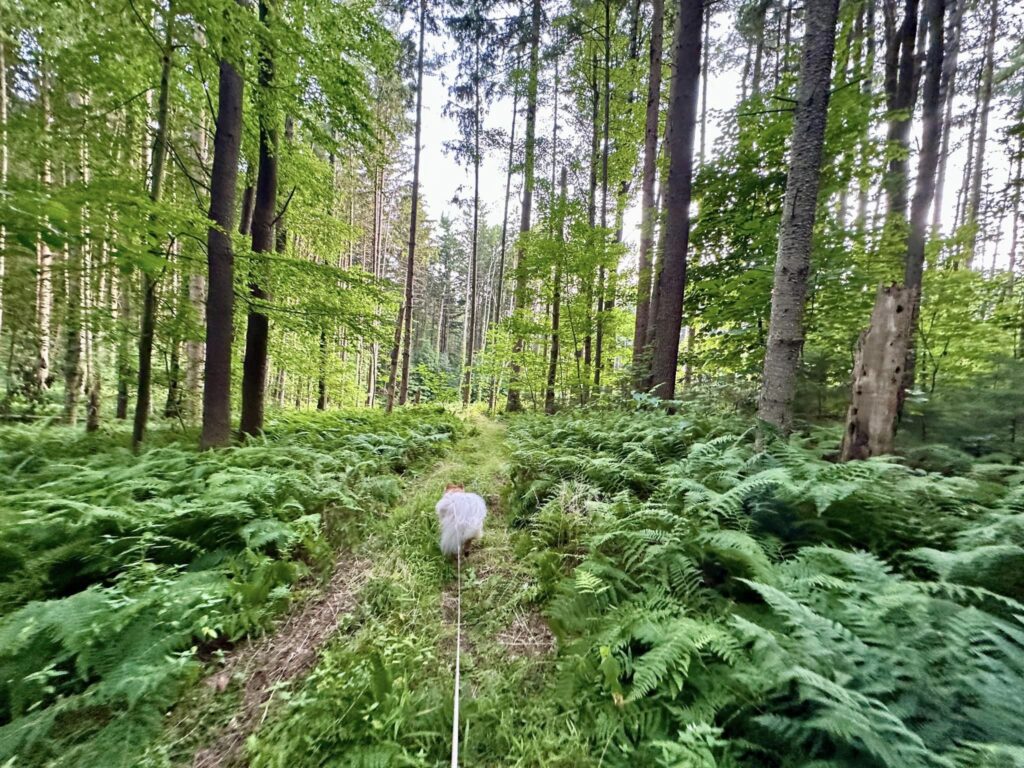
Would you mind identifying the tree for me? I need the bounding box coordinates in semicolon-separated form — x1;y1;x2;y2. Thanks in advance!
397;0;428;408
200;0;245;449
649;0;703;402
506;0;541;413
631;0;663;386
131;0;176;450
239;0;278;437
757;0;842;433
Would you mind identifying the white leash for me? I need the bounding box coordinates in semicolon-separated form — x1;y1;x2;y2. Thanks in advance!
451;549;462;767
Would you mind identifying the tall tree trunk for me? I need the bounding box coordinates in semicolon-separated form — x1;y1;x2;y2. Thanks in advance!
930;0;963;235
594;0;613;390
757;0;841;433
239;0;277;437
649;0;703;402
966;0;997;261
132;3;175;449
0;37;7;341
546;167;568;414
463;38;482;406
200;20;243;448
36;71;54;394
398;0;427;407
506;0;541;413
631;0;664;386
902;0;946;393
239;183;255;236
385;304;404;412
882;0;920;224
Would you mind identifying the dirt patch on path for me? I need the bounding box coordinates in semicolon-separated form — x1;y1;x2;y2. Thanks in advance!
189;555;371;768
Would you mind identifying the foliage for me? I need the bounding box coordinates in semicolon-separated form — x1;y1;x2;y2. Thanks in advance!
506;408;1024;767
0;408;459;767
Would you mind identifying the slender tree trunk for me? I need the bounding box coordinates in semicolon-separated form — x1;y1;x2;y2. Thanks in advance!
63;245;83;423
239;183;255;236
0;37;7;341
966;0;997;261
398;0;427;407
506;0;541;412
463;39;482;406
546;167;568;414
903;0;946;393
239;0;278;437
200;25;243;448
650;0;703;402
36;71;55;394
882;0;920;224
317;327;327;410
385;304;404;412
631;0;664;386
757;0;841;433
930;0;963;235
132;4;175;449
594;0;613;390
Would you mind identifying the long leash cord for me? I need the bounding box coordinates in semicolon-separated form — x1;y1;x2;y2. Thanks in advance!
451;549;462;767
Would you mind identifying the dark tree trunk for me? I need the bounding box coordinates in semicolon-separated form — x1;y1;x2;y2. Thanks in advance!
631;0;664;386
757;0;841;433
398;0;427;407
131;3;175;450
903;0;947;392
546;167;568;415
649;0;703;402
506;0;541;413
239;183;255;236
463;39;482;406
239;0;277;437
882;0;920;224
200;24;244;449
594;0;613;390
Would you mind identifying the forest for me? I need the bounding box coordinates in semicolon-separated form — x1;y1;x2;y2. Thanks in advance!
1;0;1023;765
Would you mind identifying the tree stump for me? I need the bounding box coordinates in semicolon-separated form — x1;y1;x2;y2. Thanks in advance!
840;284;916;461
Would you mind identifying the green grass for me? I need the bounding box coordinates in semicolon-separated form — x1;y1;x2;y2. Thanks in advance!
248;414;592;768
0;407;460;767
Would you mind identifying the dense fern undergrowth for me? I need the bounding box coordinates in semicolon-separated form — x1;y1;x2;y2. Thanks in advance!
506;405;1024;767
0;408;460;767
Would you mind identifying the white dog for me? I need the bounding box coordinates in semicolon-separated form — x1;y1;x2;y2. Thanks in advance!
435;483;487;558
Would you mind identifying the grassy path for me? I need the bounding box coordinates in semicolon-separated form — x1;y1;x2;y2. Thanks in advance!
176;413;586;767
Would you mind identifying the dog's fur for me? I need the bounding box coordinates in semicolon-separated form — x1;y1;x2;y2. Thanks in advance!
435;483;487;557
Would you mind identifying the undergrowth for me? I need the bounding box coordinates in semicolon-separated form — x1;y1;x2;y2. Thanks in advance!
507;407;1024;767
0;407;460;767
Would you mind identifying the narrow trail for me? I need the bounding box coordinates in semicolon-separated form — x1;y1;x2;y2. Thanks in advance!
172;413;557;767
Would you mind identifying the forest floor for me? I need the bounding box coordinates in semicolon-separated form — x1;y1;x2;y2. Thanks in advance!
162;413;561;767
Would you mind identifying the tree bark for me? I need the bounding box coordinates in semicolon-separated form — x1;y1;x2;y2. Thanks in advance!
132;3;175;449
239;0;277;437
757;0;841;433
902;0;946;393
506;0;541;412
398;0;427;407
966;0;997;261
594;0;613;390
463;37;482;406
882;0;920;224
649;0;703;402
36;71;54;394
546;167;568;415
840;284;915;460
930;0;963;235
631;0;664;386
199;30;243;448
